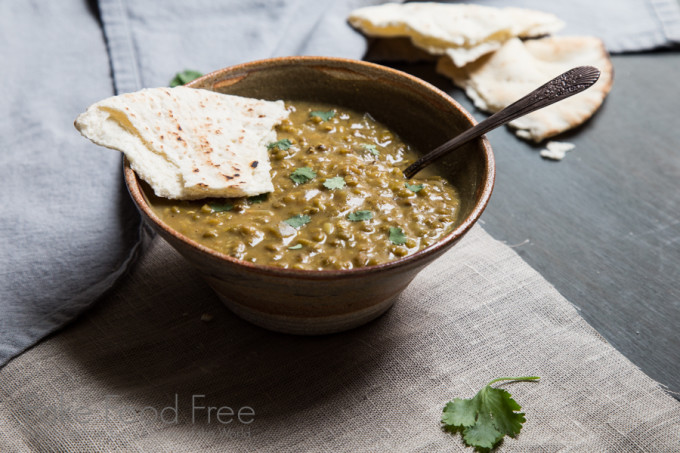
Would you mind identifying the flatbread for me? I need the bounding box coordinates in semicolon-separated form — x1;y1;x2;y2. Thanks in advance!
75;87;288;199
348;3;564;66
436;36;614;142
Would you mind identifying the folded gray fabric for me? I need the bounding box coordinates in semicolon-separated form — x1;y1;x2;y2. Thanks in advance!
99;0;390;94
1;229;678;451
0;0;384;367
463;0;680;53
0;1;148;366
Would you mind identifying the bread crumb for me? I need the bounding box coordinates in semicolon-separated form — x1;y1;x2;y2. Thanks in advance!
540;141;575;161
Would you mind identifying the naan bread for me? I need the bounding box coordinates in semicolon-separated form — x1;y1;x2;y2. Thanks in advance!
437;37;614;142
348;2;564;67
75;87;289;199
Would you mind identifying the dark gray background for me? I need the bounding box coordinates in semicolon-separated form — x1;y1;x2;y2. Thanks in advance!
375;51;680;397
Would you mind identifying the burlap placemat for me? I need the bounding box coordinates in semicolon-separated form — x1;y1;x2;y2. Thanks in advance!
1;226;678;452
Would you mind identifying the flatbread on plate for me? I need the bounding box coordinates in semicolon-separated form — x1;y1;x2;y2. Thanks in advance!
348;2;564;67
75;87;289;199
437;36;614;142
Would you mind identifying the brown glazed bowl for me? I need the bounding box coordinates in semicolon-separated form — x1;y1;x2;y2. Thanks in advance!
124;56;495;335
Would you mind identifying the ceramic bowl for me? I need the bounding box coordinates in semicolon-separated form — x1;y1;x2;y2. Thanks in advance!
124;56;495;334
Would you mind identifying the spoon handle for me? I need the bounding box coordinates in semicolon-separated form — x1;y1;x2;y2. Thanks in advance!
403;66;601;178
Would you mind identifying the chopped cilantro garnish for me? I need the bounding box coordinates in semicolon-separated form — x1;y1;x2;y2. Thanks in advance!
284;214;311;229
323;176;346;190
288;244;303;250
209;201;233;212
169;70;203;87
442;376;540;450
363;144;379;156
267;138;292;151
388;227;407;245
405;182;425;193
310;110;335;121
347;210;373;222
247;193;269;204
290;167;317;184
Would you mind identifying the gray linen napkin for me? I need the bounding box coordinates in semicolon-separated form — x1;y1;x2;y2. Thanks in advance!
1;228;678;451
437;0;680;53
0;0;147;366
99;0;390;94
0;0;384;367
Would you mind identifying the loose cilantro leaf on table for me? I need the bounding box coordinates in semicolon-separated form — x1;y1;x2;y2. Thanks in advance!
268;138;292;151
405;182;424;193
323;176;346;190
363;144;380;157
310;110;335;121
247;193;269;204
388;227;407;245
347;210;373;222
441;376;540;450
284;214;311;229
169;70;203;87
209;201;233;212
290;167;317;184
288;244;303;250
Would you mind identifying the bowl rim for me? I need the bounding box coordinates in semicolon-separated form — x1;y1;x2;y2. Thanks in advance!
124;56;495;280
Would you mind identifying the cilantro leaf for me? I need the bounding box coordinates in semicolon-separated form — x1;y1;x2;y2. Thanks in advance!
310;110;335;121
169;70;203;87
209;202;233;212
247;193;269;204
290;167;317;184
388;227;407;245
463;411;504;450
441;376;539;450
347;210;373;222
405;182;424;193
442;398;478;428
323;176;346;190
284;214;311;229
268;138;292;151
288;244;303;250
363;144;379;156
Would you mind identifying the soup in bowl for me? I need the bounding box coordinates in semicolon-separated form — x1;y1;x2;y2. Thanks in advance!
124;56;495;334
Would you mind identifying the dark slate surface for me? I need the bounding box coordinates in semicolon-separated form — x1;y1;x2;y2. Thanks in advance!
374;52;680;397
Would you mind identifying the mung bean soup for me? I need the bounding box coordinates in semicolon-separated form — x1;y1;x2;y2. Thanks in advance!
147;101;460;270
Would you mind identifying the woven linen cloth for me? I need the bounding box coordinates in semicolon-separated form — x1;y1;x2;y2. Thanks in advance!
1;227;679;451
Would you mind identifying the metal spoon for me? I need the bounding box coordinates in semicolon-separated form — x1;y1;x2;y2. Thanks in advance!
403;66;601;178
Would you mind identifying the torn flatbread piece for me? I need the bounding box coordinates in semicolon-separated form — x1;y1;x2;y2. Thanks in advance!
75;87;289;199
437;36;614;142
348;2;564;67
